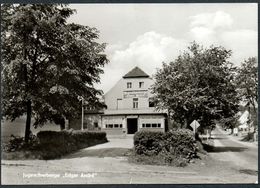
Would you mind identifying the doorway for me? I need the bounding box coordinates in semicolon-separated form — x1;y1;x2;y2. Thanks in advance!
127;118;138;134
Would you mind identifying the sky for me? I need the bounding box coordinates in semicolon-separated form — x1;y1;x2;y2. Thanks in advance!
68;3;258;93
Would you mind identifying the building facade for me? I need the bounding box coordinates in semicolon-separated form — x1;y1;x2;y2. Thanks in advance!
101;67;168;134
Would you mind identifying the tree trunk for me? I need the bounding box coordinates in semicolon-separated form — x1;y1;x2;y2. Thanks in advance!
23;35;31;143
253;125;257;134
248;106;251;134
60;118;65;130
184;116;193;130
24;100;32;143
60;124;65;130
182;119;188;129
230;128;234;135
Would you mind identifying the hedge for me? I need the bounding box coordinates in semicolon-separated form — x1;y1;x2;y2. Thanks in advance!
133;129;198;166
36;130;108;159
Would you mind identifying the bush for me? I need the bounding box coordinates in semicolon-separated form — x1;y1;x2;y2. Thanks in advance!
134;131;164;156
3;133;38;152
133;129;198;166
36;130;108;159
241;132;255;142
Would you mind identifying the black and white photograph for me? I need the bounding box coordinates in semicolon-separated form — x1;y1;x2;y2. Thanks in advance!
1;2;258;184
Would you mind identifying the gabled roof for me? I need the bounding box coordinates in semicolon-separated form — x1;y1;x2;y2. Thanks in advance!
123;66;149;78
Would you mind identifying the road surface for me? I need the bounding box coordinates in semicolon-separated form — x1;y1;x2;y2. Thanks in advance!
209;126;258;172
1;127;258;184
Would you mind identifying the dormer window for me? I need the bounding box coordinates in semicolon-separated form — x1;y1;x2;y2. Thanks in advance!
139;82;144;88
127;82;132;88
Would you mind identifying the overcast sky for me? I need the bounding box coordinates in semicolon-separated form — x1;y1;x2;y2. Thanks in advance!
68;3;257;93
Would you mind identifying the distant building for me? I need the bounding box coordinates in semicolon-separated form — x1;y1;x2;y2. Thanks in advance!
69;66;168;134
238;110;249;130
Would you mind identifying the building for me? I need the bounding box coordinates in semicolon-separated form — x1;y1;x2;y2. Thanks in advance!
68;109;103;131
68;66;168;134
100;66;168;135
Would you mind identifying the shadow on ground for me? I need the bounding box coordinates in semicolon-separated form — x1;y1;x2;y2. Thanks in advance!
207;137;228;140
63;148;132;159
203;144;248;153
239;169;258;176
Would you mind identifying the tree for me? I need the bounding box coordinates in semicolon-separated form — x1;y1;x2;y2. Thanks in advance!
219;115;239;134
151;42;239;131
1;4;108;142
236;57;258;132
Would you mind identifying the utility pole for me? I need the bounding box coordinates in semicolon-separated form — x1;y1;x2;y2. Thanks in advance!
77;96;84;131
81;97;84;131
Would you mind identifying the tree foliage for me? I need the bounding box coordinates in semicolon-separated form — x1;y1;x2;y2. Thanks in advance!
151;42;239;130
236;57;257;112
1;4;108;141
236;57;258;131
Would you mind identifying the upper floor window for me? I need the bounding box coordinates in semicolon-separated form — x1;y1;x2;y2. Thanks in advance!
117;98;122;109
139;82;144;88
133;98;138;109
127;82;132;88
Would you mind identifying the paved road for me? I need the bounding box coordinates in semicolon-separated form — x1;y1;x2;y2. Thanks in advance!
1;127;258;184
210;126;258;171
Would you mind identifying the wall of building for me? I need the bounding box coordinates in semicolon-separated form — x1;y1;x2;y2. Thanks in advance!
69;114;102;130
101;114;166;134
139;127;164;132
104;77;154;110
101;128;126;135
139;115;165;129
101;115;125;128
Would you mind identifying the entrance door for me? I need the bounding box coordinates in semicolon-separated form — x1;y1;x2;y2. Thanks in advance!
127;118;138;134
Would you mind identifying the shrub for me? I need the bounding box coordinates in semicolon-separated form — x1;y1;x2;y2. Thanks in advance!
3;130;108;160
133;129;198;166
241;132;255;142
3;133;38;152
134;131;164;156
36;130;108;159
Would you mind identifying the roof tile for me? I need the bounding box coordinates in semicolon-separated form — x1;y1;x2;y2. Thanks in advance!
123;66;149;78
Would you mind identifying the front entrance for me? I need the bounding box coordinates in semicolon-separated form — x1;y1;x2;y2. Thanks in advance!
127;118;138;134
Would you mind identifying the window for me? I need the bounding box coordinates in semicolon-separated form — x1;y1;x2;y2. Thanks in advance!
94;122;98;128
127;82;132;88
146;124;151;127
139;82;144;88
133;98;138;108
142;123;162;128
117;98;122;109
105;124;123;128
152;124;157;128
149;98;155;107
